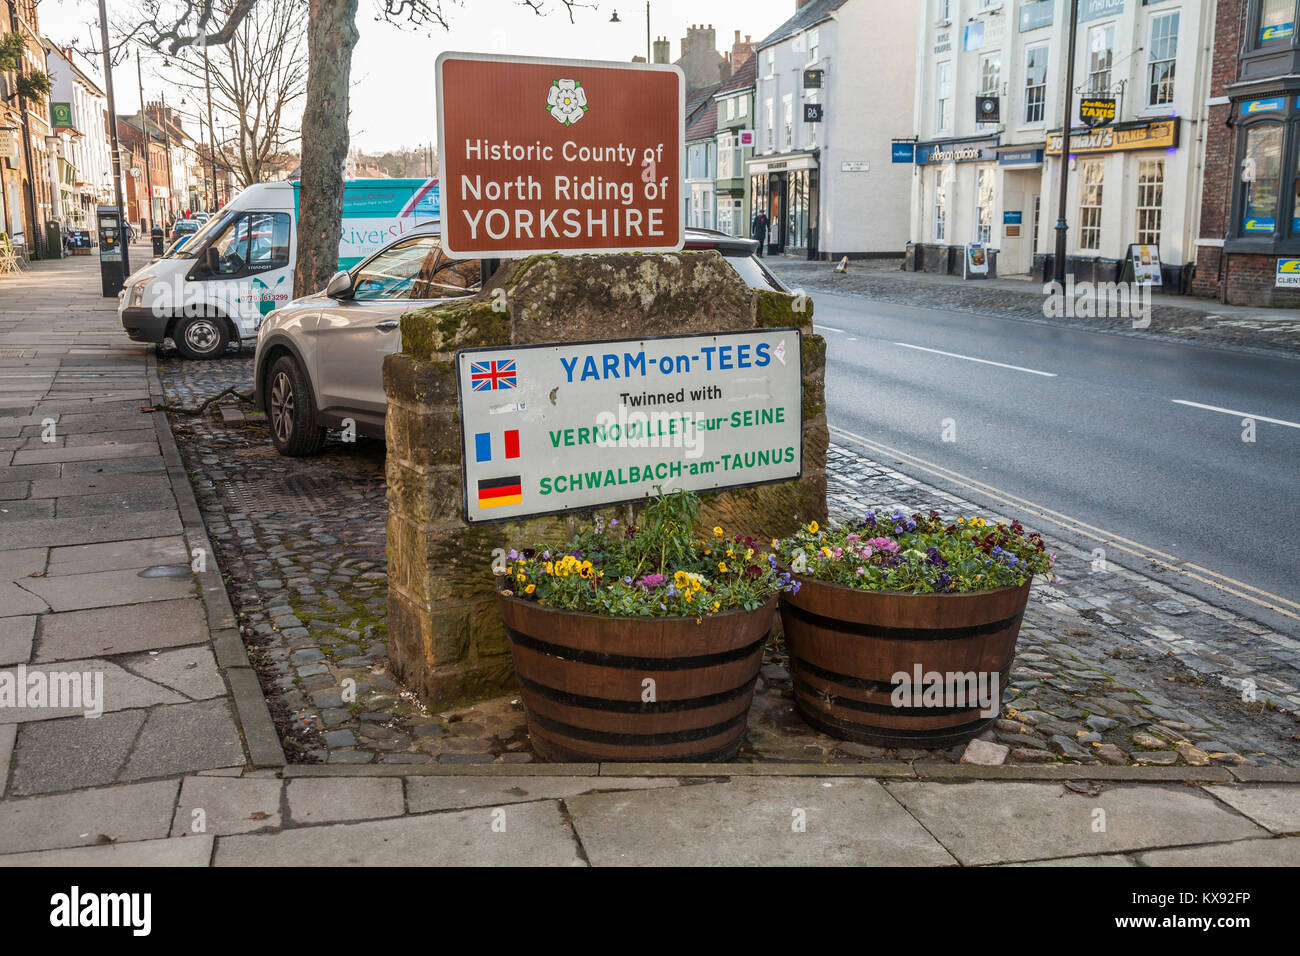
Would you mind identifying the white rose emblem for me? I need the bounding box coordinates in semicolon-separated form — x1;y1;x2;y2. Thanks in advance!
547;79;588;127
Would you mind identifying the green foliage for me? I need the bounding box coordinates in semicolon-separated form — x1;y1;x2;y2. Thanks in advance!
0;32;24;72
773;508;1057;594
17;70;51;101
498;489;797;618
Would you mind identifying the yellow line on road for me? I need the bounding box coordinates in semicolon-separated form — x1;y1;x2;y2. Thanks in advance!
829;424;1300;622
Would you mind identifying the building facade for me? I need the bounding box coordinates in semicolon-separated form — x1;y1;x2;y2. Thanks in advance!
43;42;112;229
1193;0;1300;306
686;94;718;230
713;37;757;237
1;0;54;256
905;0;1213;288
117;114;172;230
750;0;918;259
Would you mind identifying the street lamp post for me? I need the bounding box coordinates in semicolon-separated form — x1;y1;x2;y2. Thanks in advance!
1052;0;1080;285
202;42;218;211
609;3;651;63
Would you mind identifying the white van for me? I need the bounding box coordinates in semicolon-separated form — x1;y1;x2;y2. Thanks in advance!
119;178;440;358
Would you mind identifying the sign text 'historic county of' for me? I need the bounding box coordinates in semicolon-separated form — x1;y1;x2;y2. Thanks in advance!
456;330;803;523
436;52;685;257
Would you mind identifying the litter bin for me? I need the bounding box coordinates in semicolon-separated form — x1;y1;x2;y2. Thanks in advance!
151;224;165;256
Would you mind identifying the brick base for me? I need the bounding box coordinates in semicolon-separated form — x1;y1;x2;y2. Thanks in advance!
1190;250;1300;307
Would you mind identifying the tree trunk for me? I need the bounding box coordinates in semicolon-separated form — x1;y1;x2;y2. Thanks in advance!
293;0;359;297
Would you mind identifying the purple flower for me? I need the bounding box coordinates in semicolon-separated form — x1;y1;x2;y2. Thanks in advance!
637;573;666;589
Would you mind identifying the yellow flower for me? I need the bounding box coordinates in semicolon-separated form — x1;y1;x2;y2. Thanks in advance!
726;548;734;558
808;521;820;534
745;548;754;561
544;562;554;575
525;584;536;594
718;561;728;573
711;601;720;612
713;526;723;538
771;538;779;549
516;572;526;582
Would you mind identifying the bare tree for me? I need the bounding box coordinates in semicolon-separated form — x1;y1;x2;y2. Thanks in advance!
166;0;307;188
116;0;587;298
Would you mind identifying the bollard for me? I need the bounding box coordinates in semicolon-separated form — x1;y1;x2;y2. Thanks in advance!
151;224;165;256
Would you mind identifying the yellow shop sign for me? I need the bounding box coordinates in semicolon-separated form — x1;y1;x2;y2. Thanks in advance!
1047;119;1179;156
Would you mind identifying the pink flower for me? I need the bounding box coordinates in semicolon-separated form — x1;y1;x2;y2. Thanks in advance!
866;537;899;554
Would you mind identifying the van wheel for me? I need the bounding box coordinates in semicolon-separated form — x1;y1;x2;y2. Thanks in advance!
268;355;326;457
174;315;229;360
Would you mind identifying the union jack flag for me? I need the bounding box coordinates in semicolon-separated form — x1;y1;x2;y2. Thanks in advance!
470;359;517;391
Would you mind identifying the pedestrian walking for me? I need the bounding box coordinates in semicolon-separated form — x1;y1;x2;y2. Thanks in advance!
751;211;769;257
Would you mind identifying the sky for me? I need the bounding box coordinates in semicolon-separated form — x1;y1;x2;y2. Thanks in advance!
38;0;797;154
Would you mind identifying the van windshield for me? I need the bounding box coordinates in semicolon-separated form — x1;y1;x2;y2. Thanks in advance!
164;210;237;259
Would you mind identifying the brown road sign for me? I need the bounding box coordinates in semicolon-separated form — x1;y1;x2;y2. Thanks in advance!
436;52;685;258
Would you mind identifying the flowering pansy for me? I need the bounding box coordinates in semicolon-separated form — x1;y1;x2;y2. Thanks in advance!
772;511;1055;594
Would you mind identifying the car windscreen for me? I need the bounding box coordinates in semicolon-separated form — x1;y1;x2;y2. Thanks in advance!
164;210;237;259
724;252;786;292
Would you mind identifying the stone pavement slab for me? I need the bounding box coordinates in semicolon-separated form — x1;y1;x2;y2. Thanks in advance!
285;777;405;825
0;615;34;665
0;657;188;724
45;535;187;575
1134;836;1300;866
1204;785;1300;835
171;776;283;836
18;566;195;612
567;777;956;867
10;441;158;465
0;546;45;579
0;723;13;791
0;834;214;867
35;598;209;660
8;711;147;795
0;779;180;854
213;801;584;866
0;581;47;615
405;775;680;814
119;646;227;701
884;781;1269;866
0;510;181;550
119;700;246;781
1003;853;1136;866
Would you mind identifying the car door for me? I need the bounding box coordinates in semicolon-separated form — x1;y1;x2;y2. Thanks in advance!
313;236;481;428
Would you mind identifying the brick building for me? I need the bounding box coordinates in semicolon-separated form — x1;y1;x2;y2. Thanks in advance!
117;113;171;231
1192;0;1300;306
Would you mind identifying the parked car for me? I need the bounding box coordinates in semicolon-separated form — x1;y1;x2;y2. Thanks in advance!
254;226;788;456
170;219;200;243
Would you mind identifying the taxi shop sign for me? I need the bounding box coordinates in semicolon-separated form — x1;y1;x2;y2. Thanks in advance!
436;52;685;258
457;329;803;523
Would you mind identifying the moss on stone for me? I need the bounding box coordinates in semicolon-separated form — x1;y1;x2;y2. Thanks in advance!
400;302;511;361
756;288;813;330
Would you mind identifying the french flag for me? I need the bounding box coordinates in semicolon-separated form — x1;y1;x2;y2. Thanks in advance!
474;429;520;463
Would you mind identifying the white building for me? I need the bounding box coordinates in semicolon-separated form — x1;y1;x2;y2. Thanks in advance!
905;0;1214;287
748;0;918;259
43;42;112;229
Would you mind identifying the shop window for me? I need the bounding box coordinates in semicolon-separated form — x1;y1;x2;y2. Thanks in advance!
1240;123;1284;234
1024;44;1048;125
782;94;794;149
979;53;1000;96
975;167;994;244
1258;0;1297;44
934;174;947;242
765;98;775;151
1136;160;1164;245
1078;161;1104;250
1147;12;1179;107
1087;24;1114;94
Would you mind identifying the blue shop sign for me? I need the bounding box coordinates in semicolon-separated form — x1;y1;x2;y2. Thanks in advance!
1080;0;1124;23
998;148;1044;166
1241;97;1287;115
892;142;916;164
1003;211;1023;226
1019;0;1053;31
916;140;998;164
1261;21;1294;43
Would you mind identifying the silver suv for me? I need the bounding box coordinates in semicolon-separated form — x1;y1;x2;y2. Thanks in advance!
253;225;787;456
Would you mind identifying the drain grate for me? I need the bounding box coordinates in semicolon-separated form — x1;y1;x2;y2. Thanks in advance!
222;477;343;514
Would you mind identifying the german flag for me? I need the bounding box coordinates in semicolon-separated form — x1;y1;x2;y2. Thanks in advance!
477;476;522;509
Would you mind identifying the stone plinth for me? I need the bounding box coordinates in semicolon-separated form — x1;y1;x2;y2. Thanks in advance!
384;250;827;709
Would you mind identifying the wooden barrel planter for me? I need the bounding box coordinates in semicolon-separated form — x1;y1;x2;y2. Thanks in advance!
496;589;777;762
779;577;1031;748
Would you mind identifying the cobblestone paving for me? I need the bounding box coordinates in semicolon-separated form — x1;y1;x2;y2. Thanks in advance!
767;258;1300;357
159;349;1300;769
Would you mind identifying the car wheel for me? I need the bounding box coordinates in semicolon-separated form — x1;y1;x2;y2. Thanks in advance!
174;315;230;360
267;355;327;457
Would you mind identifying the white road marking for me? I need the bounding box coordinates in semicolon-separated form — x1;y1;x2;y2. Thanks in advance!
892;342;1057;377
816;324;845;334
1171;399;1300;430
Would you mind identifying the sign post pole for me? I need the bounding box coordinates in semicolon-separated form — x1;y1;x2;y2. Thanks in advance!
1053;0;1080;285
